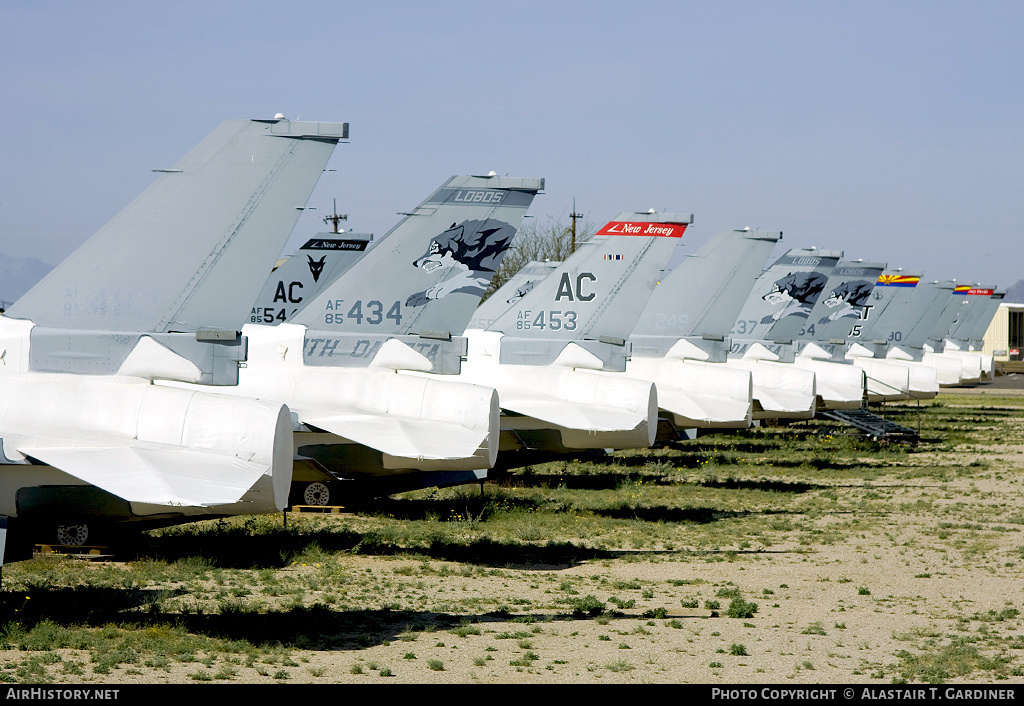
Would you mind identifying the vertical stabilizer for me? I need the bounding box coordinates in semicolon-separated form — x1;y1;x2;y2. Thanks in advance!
484;212;692;344
290;175;543;338
946;285;996;343
8;119;347;333
891;281;956;356
630;228;781;358
469;261;560;331
730;248;842;344
926;284;975;350
845;270;924;354
250;233;374;325
800;259;886;343
962;289;1004;345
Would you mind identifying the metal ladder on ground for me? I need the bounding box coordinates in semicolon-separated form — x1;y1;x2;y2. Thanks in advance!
817;373;922;445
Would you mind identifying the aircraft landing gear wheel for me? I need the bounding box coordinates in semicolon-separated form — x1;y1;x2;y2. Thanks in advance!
56;524;89;546
303;482;331;506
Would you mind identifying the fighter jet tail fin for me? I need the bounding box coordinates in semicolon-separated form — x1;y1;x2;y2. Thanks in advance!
288;175;544;341
730;248;843;344
478;212;692;369
630;227;781;359
8;118;346;334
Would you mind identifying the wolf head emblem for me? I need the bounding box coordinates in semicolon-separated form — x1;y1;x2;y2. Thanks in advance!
406;219;516;307
823;280;872;308
760;271;827;323
818;279;873;323
307;255;326;283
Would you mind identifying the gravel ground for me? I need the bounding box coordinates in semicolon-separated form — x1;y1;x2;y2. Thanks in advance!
3;391;1024;685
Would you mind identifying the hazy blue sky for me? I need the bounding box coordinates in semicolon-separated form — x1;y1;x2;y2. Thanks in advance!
1;1;1021;290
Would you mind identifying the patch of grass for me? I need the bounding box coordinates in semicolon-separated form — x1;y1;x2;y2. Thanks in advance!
569;595;606;617
726;597;759;619
802;622;827;635
606;659;634;672
894;643;1012;683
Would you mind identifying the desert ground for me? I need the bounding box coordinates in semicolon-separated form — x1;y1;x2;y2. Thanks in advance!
1;388;1023;685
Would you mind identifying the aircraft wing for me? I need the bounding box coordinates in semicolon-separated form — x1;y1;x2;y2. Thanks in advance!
299;413;491;461
18;444;271;507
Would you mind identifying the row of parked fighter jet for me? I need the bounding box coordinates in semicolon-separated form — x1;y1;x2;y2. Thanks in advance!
0;118;1001;562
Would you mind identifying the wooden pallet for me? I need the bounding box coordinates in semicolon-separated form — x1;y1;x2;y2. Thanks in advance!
288;505;348;514
34;544;114;560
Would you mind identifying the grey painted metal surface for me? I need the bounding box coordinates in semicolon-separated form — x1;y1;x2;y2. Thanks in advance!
484;212;692;341
793;259;886;354
845;270;925;356
8;119;345;334
630;228;781;359
289;175;543;340
250;233;374;325
728;248;841;358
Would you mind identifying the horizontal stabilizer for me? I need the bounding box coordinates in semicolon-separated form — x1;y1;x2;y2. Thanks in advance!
498;396;648;432
301;414;490;461
657;387;752;427
20;444;270;507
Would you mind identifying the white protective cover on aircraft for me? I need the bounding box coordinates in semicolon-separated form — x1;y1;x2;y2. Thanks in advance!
902;361;941;399
932;341;986;383
459;330;657;449
625;355;752;428
0;318;293;515
846;352;937;401
720;356;818;420
849;357;906;401
883;346;954;390
791;342;867;409
922;346;974;385
624;228;784;430
204;323;500;470
730;347;817;420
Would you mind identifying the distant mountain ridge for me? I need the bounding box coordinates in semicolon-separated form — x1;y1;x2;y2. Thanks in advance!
0;254;53;307
1007;279;1024;304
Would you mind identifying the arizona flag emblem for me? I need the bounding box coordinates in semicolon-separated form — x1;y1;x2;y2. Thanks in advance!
876;274;920;287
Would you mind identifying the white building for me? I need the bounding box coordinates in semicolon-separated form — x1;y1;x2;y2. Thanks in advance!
983;303;1024;362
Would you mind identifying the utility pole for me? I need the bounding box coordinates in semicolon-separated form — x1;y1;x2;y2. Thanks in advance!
323;198;348;233
569;199;583;253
